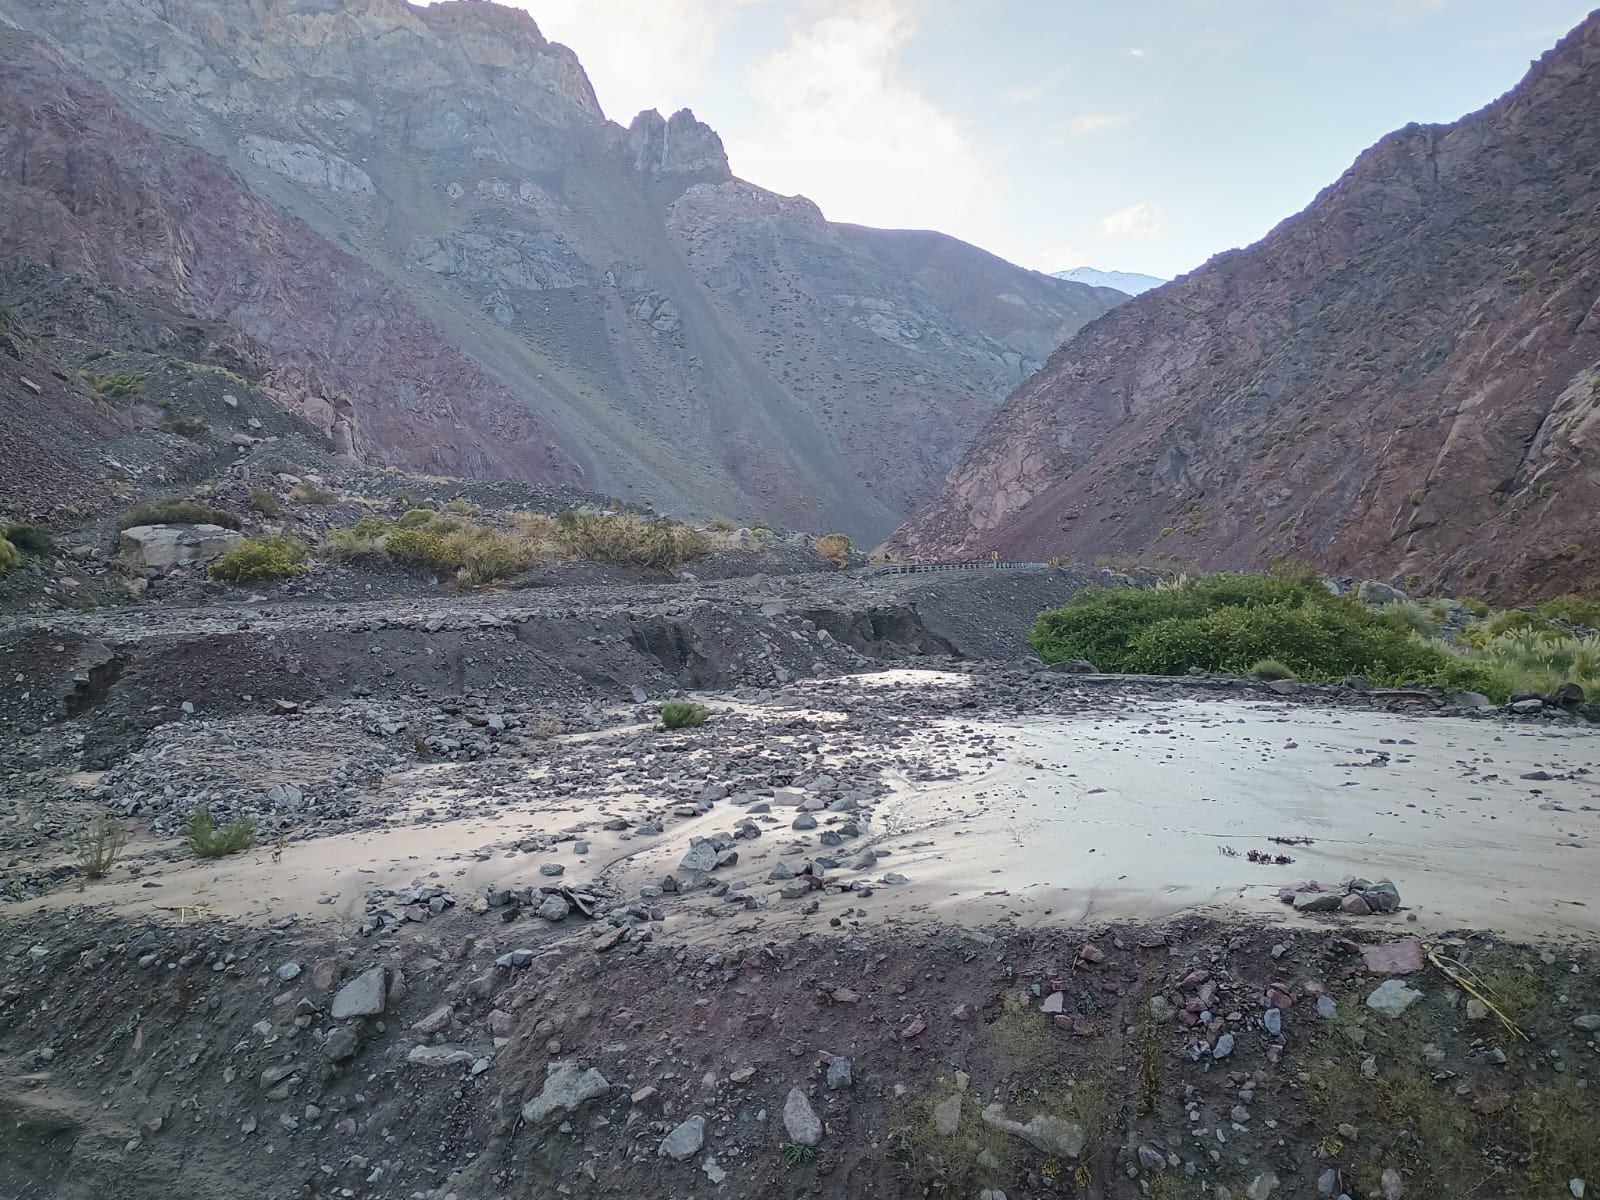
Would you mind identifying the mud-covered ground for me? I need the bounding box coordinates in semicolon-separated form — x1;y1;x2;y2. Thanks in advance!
3;563;1600;1200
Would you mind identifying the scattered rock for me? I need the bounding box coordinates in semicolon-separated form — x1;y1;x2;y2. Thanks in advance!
981;1106;1085;1158
521;1062;612;1124
330;967;386;1019
1362;938;1424;976
1366;980;1423;1018
932;1093;962;1136
659;1114;705;1160
782;1087;822;1147
825;1056;853;1090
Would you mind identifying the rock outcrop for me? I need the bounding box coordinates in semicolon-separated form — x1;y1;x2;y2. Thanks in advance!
0;0;1123;540
890;13;1600;598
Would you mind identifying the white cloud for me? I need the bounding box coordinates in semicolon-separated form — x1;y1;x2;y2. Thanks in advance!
1067;110;1134;136
730;0;997;233
1128;46;1147;57
511;0;751;121
1001;67;1069;105
1098;202;1163;239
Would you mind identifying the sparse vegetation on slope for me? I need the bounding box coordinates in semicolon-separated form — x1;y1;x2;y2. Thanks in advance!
184;806;256;858
3;522;53;555
117;498;241;531
660;700;710;730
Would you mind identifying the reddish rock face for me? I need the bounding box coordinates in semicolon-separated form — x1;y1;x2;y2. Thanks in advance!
0;0;1123;540
891;13;1600;599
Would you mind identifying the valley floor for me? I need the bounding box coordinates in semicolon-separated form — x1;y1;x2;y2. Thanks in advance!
2;568;1597;1200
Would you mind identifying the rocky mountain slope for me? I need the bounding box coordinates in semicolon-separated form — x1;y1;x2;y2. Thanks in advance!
1051;267;1167;296
895;13;1600;598
0;0;1122;542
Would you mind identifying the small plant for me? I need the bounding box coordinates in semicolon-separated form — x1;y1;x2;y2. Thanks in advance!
708;516;739;532
74;810;128;880
184;806;256;858
322;525;390;566
161;415;209;439
441;497;478;515
208;535;309;583
814;533;851;568
779;1142;816;1168
290;482;336;505
0;537;18;575
117;499;241;530
88;369;145;399
3;522;52;555
248;488;282;517
660;700;710;730
1248;658;1297;680
395;508;437;529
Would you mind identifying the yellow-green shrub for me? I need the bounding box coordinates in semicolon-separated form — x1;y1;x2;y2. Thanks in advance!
208;535;309;583
0;537;19;575
814;533;851;568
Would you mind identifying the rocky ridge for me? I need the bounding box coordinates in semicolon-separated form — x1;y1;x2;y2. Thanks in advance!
892;13;1600;599
0;0;1123;540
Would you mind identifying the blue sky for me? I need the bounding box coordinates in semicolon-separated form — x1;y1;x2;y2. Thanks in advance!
510;1;1593;278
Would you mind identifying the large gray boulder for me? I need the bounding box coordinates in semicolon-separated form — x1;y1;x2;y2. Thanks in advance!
119;523;242;571
330;966;387;1019
522;1061;612;1124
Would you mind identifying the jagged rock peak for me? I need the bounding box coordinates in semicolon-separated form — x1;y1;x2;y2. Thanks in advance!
627;107;731;179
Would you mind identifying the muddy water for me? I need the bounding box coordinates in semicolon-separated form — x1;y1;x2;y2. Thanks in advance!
44;679;1599;942
842;699;1600;938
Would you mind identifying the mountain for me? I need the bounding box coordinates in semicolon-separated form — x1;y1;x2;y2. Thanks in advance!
0;0;1124;542
1051;267;1167;295
891;13;1600;599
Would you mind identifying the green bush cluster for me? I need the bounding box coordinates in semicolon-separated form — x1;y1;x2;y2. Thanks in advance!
89;370;144;398
208;535;309;583
660;700;710;729
0;537;18;575
3;522;53;555
118;498;241;531
248;488;282;517
185;806;256;858
1029;572;1509;699
161;415;209;439
289;482;336;505
1537;593;1600;629
553;511;709;569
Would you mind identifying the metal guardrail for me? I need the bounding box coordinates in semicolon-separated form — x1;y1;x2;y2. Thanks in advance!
864;561;1059;576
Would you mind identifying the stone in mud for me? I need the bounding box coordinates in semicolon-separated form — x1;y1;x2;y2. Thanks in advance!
406;1044;475;1067
538;895;571;922
1246;1171;1281;1200
981;1106;1085;1158
679;841;719;873
411;1004;452;1035
1293;891;1341;913
1362;938;1424;976
1366;980;1423;1018
792;814;818;830
1045;658;1099;673
1572;1014;1600;1032
782;1087;822;1146
330;967;387;1019
324;1028;360;1062
659;1114;705;1160
1362;879;1402;912
826;1056;853;1089
522;1061;612;1124
539;863;565;877
932;1092;962;1136
1340;893;1372;915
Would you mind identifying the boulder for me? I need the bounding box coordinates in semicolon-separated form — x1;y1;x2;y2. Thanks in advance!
119;523;242;571
521;1061;611;1124
980;1106;1086;1158
330;967;387;1019
659;1114;705;1160
1357;580;1406;606
782;1087;823;1146
1362;938;1424;976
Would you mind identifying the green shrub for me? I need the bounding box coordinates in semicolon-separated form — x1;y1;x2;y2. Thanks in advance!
453;529;535;586
322;526;389;565
814;533;851;568
161;415;209;439
554;511;709;569
289;482;336;505
1249;658;1297;680
1537;594;1600;630
1458;596;1490;618
0;537;18;575
441;497;478;515
3;523;53;555
117;499;241;531
395;508;437;529
385;527;462;573
1464;630;1600;697
74;810;127;880
1029;573;1512;700
208;535;309;583
185;806;255;858
660;700;710;729
88;370;144;399
248;488;282;517
1378;600;1439;638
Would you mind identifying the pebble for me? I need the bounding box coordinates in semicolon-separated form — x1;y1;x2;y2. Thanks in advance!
825;1056;853;1090
1263;1008;1282;1035
1365;980;1422;1018
1212;1033;1235;1060
782;1087;822;1146
659;1114;705;1160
